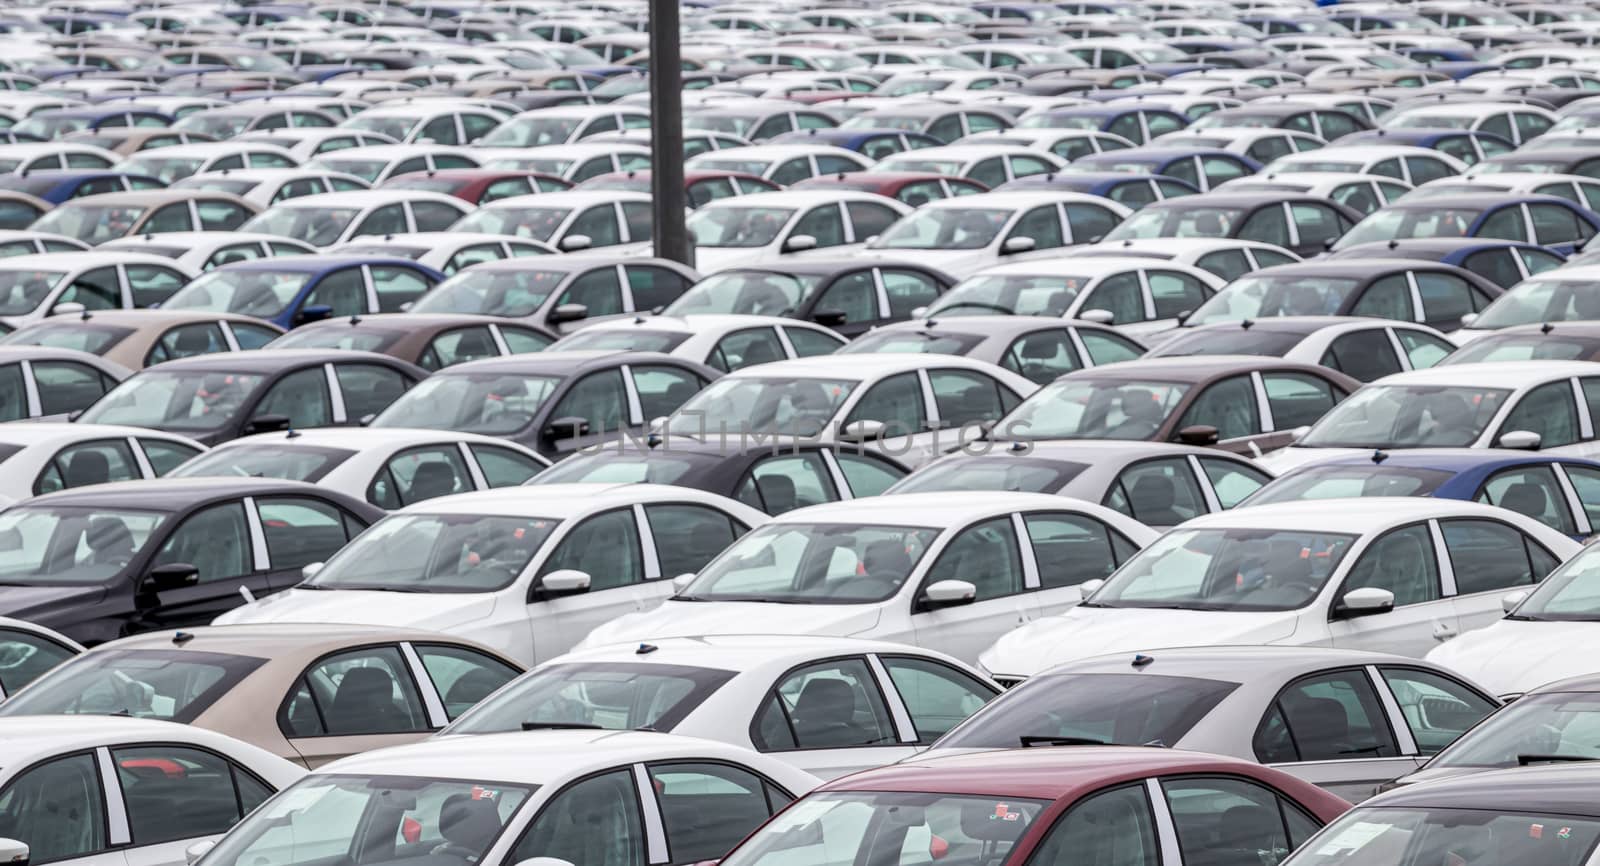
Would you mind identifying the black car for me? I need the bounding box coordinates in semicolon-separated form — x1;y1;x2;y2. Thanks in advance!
76;349;427;445
369;350;720;460
1102;192;1363;258
661;259;956;338
529;438;910;514
0;477;382;645
1442;322;1600;365
1326;237;1567;290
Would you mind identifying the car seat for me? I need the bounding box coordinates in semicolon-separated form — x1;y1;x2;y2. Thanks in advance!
407;461;460;503
65;450;111;488
1128;474;1186;526
435;793;503;861
756;473;797;514
326;666;411;734
790;678;861;746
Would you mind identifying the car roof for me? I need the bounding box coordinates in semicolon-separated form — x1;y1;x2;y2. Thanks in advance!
0;716;249;766
773;490;1085;527
439;349;682;374
1181;496;1546;534
1048;645;1433;681
722;353;1006;380
213;426;515;451
1067;354;1332;381
219;255;430;273
1293;447;1598;472
1370;359;1600;388
0;422;190;448
26;476;332;510
559;634;973;670
141;347;406;371
1364;764;1600;817
103;622;510;657
395;482;729;519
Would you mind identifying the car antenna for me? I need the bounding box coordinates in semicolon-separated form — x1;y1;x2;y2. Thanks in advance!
1543;321;1555;334
348;313;361;325
1371;448;1387;464
172;630;194;645
636;642;658;654
1131;653;1154;668
1240;318;1253;329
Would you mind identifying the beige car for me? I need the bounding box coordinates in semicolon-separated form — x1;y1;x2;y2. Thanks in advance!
0;624;525;767
0;309;287;370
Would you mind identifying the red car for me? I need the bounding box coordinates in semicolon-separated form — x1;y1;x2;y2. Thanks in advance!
578;169;782;207
717;747;1350;866
381;169;572;204
791;170;989;206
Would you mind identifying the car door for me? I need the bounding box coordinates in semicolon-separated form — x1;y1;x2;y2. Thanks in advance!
136;499;273;631
1329;521;1459;657
1253;667;1420;800
280;643;435;766
841;371;928;463
750;656;914;778
539;368;630;458
0;752;126;866
114;744;274;866
1439;517;1561;635
334;362;413;424
1022;510;1138;616
1158;775;1323;858
1474;465;1580;536
910;516;1034;660
642;761;796;861
529;507;656;661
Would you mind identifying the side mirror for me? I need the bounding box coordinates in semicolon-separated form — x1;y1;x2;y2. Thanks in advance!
812;308;847;327
1460;312;1478;328
670;572;695;593
920;578;976;610
184;840;214;866
0;840;29;866
910;305;928;318
864;235;879;245
245;413;291;435
543;415;591;440
141;562;199;594
782;233;817;252
1001;236;1036;254
558;234;592;251
50;302;86;317
548;303;589;324
840;419;886;442
1498;430;1542;450
1336;586;1395;619
1289;425;1311;443
1078;577;1106;598
1502;589;1530;614
539;568;591;597
301;561;324;582
515;858;577;866
294;303;334;325
1177;424;1219;446
1079;308;1114;325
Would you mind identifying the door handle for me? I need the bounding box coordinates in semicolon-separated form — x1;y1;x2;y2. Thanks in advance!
1432;621;1457;641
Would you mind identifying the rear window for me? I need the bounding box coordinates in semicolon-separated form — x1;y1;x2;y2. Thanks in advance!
888;456;1089;494
170;444;357;483
1244;465;1454;506
1151;329;1305;358
0;649;266;723
443;661;737;734
934;672;1238;749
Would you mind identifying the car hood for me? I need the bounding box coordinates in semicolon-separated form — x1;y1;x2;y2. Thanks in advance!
578;599;883;649
1255;445;1370;474
1384;764;1492;790
0;584;107;621
1450;327;1492;344
212;587;496;631
1425;618;1596;697
978;605;1301;679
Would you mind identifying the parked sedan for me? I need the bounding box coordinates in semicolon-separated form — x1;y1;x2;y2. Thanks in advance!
407;256;700;335
98;231;319;272
0;252;198;331
238;190;472;248
839;317;1147;385
268;314;555;370
1145;317;1458;382
159;256;446;330
661;260;954;339
1453;264;1600;342
0;624;523;766
327;231;554;274
1332;193;1600;257
930;647;1497;801
676;190;911;273
0;310;285;370
979;498;1580;680
1102;191;1361;258
1324;237;1566;290
1441;322;1600;364
0;346;129;420
549;314;844;372
0;422;203;505
28;190;259;245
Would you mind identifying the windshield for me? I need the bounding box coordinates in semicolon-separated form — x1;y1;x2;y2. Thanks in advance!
680;522;939;604
170;444;356;483
1244;465;1452;506
720;792;1045;866
1089;527;1357;612
307;158;386;183
306;513;560;593
241;207;361;247
373;373;561;435
840;330;985;354
1000;379;1189;440
0;649;263;721
1334;207;1480;249
665;377;856;439
687;206;796;248
78;371;267;432
927;274;1091;317
875;208;1010;251
1471;280;1600;330
162;270;312;317
452;206;570;242
1509;544;1600;621
1188;275;1364;324
31;205;148;244
199;775;533;866
1444;335;1600;364
0;269;67;315
478;117;579;147
1104;206;1246;241
1299;385;1510;448
443;661;736;734
934;673;1238;749
119;156;203;183
342;114;418;141
888;456;1087;494
176;114;252;139
663;271;819;317
0;507;167;586
531;453;699;485
551;330;688;353
1281;808;1600;866
0;322;128;354
410;270;566;317
1428;692;1600;767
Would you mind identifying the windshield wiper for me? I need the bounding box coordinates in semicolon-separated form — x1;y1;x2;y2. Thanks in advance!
1518;754;1600;765
1020;735;1106;748
521;721;603;731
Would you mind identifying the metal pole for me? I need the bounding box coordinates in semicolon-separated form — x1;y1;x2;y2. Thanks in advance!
648;0;692;267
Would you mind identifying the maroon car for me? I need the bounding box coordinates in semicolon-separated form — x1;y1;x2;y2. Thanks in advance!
381;169;572;204
577;169;781;207
791;170;989;206
718;747;1350;866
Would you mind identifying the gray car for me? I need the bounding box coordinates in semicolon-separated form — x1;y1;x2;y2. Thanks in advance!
925;646;1499;802
838;316;1148;386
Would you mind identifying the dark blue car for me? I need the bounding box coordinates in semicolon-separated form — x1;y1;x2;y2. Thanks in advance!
1333;193;1600;257
158;256;447;330
1334;128;1516;165
1068;146;1263;191
996;170;1199;208
12;107;172;141
0;170;165;204
1325;237;1567;289
1244;449;1600;539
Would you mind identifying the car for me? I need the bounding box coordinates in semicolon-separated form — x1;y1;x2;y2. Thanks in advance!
1263;144;1468;186
267;313;555;369
686;143;874;185
238;189;473;248
66;128;220;156
172;168;372;207
337;103;507;145
0;477;383;644
174;103;341;139
159;256;447;330
1066;236;1303;282
1216;171;1411;216
929;646;1498;800
0;310;285;370
577;168;781;208
0;716;305;866
841;317;1147;385
112;143;301;183
549;314;846;372
0;170;165;205
0;421;204;504
1441;322;1600;365
1066;146;1265;191
1101;191;1361;258
1454;264;1600;342
474;142;652;184
0;142;119;175
77;349;425;446
789;170;992;205
234;129;406;164
215;483;768;665
1408;170;1600;211
769;126;945;157
0;624;525;765
0;614;80;695
1382;100;1558;146
1332;193;1600;257
0;345;130;420
0;191;54;231
581;491;1157;663
0;230;88;258
1016;104;1192;145
1261;361;1600;473
186;728;819;866
1325;237;1566;290
979;498;1581;680
173;427;550;508
444;634;999;778
1192;101;1373;140
1158;125;1329;164
670;189;910;273
381;168;572;204
303;143;482;184
448;189;653;252
99;231;319;272
1145;317;1458;382
1335;127;1515;165
28;190;260;245
476;104;652;147
0;251;198;330
407;256;700;335
661;259;955;339
327;231;556;273
871;144;1066;188
888;440;1273;527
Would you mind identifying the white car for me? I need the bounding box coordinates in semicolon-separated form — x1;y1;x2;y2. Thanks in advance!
214;483;768;665
1428;540;1600;696
549;314;846;372
0;615;81;697
327;232;554;274
580;491;1159;664
303;143;481;184
187;730;816;866
1263;145;1468;187
1065;237;1301;282
114;142;300;183
170;427;549;509
239;190;472;248
98;231;317;272
473;142;650;182
1453;264;1600;343
0;252;197;331
0;230;89;257
0;422;204;506
1382;102;1558;147
449;189;652;253
1144;316;1458;381
978;498;1580;682
1261;361;1600;473
234;127;401;162
0;716;304;866
443;635;1000;779
660;354;1038;468
1218;171;1412;216
669;190;911;274
172;168;372;207
873;144;1066;187
686;143;873;184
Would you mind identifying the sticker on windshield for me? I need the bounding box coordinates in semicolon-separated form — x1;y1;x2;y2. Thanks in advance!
1316;821;1391;855
471;786;499;801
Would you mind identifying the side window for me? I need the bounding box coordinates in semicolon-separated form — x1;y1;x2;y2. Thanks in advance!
1003;330;1083;384
470;444;545;488
549;370;628;437
370;446;471;509
969;157;1007;189
1441;518;1545;594
196;201;251;230
147;323;227;366
1475;466;1575;535
880;269;942;318
257;497;353;570
1079;330;1144;366
1148;270;1211;318
792;204;847;248
144;204;195;234
711;328;786;373
647;763;783;866
537;508;643;591
1160;777;1307;866
1462;250;1522;289
1179;375;1261;440
783;327;844;358
410;201;464;233
558;267;624;318
626;266;691;312
34;361;114;417
1027;785;1157;866
1008;205;1064;249
1239;206;1291;248
253;367;334;429
511;771;643;866
423;327;499;371
125;264;186;307
1531;203;1589;245
0;754;107;864
569;205;621;247
283;646;429;736
1477;205;1528;242
1321;330;1402;383
1500;380;1580;449
60;266;119;311
1253;669;1399;763
36;439;140;495
1395;330;1454;371
622;202;652;243
112;745;266;845
413;643;519;720
353;203;407;238
880;656;995;742
1064;203;1118;244
305;268;367;317
482;179;533;204
1105;458;1208;526
1082;273;1144;325
1378;667;1497;756
751;658;897;750
815;271;877;324
846;202;900;241
1262;373;1340;431
230;323;281;350
370;265;433;312
1023;512;1128;588
844;372;925;436
1349;275;1415;321
921;517;1024;601
929;369;1007;429
1341;523;1441;607
336;363;412;422
1413;273;1475;326
500;327;552;354
632;365;704;421
140;438;202;476
154;501;253;583
736;454;837;514
834;452;905;498
0;627;74;695
645;503;741;579
1200;458;1271;509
